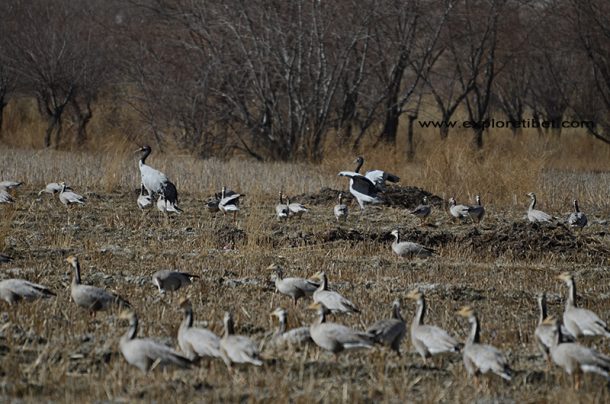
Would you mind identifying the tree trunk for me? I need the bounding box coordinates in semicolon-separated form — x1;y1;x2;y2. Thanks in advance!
473;126;484;149
407;114;417;161
379;104;400;145
44;115;59;148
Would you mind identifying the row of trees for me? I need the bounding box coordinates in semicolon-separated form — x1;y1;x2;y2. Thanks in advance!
0;0;608;160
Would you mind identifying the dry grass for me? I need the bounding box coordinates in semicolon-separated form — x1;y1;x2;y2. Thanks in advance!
0;141;609;402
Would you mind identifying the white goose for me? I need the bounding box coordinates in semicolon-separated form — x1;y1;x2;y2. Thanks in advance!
526;192;553;223
286;197;308;217
39;182;66;196
137;184;153;210
448;197;469;221
333;192;348;221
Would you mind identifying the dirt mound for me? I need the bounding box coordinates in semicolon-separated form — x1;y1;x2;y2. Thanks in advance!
458;221;608;260
215;225;247;247
295;186;443;209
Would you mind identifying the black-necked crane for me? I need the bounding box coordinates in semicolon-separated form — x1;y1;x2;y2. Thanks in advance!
219;186;241;222
353;156;400;191
136;145;180;211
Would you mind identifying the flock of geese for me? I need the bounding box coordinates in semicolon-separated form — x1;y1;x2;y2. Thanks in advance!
0;147;608;392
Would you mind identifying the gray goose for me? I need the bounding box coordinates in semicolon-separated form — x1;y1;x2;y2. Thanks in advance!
119;310;191;372
308;302;373;356
270;308;313;347
366;299;407;355
270;264;319;306
390;229;435;258
410;196;431;225
311;271;360;314
220;311;263;367
66;256;130;316
567;199;587;229
558;272;610;339
177;299;222;361
456;306;512;382
545;316;610;390
0;279;55;305
407;290;461;362
152;270;199;294
526;192;552;223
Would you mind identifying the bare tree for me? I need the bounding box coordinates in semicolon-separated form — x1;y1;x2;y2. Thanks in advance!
2;0;111;148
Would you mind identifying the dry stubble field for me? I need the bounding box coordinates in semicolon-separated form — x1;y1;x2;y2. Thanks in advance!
1;146;610;403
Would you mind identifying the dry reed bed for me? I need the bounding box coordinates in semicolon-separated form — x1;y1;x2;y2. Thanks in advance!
0;145;609;402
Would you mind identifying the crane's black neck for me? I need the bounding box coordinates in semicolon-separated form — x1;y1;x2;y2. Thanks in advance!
140;148;151;164
354;158;364;173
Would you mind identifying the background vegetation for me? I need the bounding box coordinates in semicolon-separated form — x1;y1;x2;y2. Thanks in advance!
0;0;608;164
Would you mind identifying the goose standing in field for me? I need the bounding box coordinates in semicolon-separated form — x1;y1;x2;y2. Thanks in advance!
406;290;461;362
0;253;13;263
0;279;55;305
270;308;313;347
119;310;192;372
177;299;222;361
38;182;68;196
220;311;263;367
156;193;182;215
390;229;435;258
544;316;610;389
410;196;431;225
286;197;308;218
58;182;85;206
270;264;319;306
535;293;575;363
567;199;587;229
467;195;485;224
526;192;553;223
333;192;348;222
366;299;406;355
275;191;289;220
448;197;469;221
558;272;610;339
137;184;153;210
311;271;360;315
456;306;512;382
152;270;199;294
309;302;373;356
136;145;180;209
218;186;241;222
353;156;400;191
66;256;130;316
